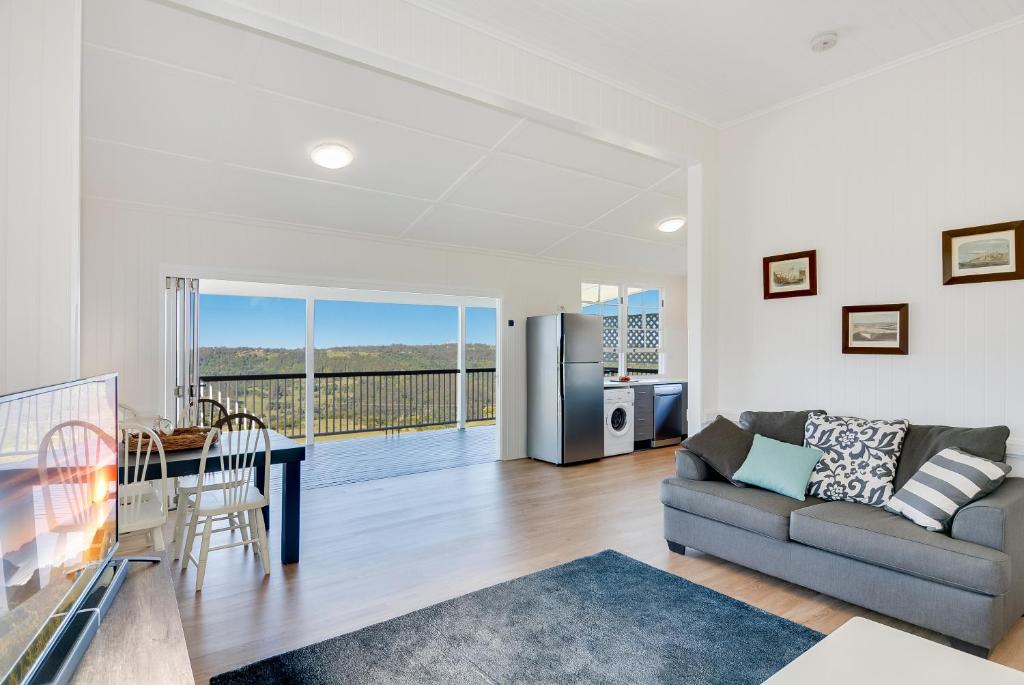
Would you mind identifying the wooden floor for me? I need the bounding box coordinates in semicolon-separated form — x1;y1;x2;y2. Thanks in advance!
295;424;497;490
153;447;1024;683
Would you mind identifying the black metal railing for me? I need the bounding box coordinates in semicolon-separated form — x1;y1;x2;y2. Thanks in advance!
200;368;496;439
200;372;306;437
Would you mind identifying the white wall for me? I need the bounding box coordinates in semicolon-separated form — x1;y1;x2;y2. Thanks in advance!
716;21;1024;462
80;198;686;460
0;0;81;394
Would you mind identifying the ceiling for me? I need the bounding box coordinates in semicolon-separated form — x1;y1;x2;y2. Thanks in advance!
81;0;687;274
414;0;1024;124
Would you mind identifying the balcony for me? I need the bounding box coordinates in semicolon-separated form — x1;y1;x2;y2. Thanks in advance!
199;369;497;486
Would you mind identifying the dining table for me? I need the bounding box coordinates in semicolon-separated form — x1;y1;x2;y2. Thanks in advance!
119;429;305;564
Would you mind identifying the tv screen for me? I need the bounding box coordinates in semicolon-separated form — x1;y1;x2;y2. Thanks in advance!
0;375;119;684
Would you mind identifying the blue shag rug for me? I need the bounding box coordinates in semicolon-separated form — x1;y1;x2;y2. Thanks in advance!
211;550;822;684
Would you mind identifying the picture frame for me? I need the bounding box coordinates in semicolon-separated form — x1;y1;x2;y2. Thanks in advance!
762;249;817;299
942;220;1024;285
842;304;909;355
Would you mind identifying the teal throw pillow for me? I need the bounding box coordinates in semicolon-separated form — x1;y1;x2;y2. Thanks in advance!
733;434;823;501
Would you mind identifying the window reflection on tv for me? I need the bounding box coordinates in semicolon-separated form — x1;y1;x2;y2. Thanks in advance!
0;375;118;685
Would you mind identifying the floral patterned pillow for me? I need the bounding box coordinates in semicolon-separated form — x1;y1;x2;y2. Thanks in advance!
804;411;909;507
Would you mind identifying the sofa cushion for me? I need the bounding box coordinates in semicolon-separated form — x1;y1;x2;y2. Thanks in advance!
675;448;714;481
894;423;1010;491
734;435;824;500
885;447;1011;531
790;501;1010;595
661;477;822;541
805;411;909;507
738;409;825;446
682;416;753;486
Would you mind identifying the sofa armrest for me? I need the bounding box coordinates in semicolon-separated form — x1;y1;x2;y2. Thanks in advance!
951;477;1024;552
675;448;710;481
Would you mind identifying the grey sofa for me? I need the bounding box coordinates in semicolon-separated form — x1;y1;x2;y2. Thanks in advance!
661;411;1022;653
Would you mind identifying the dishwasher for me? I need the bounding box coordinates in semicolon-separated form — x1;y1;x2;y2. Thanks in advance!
652;383;687;447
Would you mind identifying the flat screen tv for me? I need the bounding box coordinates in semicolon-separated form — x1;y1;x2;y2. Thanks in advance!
0;375;119;685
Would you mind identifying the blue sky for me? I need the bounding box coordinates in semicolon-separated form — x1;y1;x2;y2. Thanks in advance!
581;288;660;316
199;295;497;348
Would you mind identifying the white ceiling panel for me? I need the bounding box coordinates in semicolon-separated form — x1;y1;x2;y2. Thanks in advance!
415;0;1024;124
405;204;575;254
81;0;688;273
445;154;639;226
588;192;687;241
82;45;229;160
650;169;688;201
544;230;684;274
224;89;487;200
242;30;522;148
83;138;216;211
500;121;677;188
210;165;430;236
84;0;246;78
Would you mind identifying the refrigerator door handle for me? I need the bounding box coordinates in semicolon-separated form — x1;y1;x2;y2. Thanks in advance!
558;343;567;398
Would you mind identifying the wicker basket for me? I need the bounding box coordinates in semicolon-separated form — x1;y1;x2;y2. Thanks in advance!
125;426;218;452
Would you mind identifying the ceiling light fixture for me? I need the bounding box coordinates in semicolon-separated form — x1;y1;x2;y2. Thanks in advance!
657;217;686;233
310;143;354;169
810;31;838;53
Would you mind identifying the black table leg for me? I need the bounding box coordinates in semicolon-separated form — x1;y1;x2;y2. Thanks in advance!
255;463;270;532
281;461;301;564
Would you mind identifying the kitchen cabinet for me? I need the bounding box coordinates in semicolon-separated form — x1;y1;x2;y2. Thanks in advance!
628;382;687;447
632;385;654;443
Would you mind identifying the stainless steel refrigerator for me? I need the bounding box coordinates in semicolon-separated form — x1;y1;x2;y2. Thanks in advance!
526;313;605;465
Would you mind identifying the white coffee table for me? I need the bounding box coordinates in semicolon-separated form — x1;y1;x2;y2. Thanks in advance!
765;617;1024;684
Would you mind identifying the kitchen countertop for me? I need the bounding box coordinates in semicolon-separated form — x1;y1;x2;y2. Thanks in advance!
604;378;686;387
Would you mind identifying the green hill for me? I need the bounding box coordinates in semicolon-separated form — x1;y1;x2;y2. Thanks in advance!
199;343;496;376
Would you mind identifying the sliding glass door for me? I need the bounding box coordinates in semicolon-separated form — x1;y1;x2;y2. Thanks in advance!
196;294;307;438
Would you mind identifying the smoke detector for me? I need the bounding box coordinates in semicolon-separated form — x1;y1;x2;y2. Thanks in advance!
810;31;838;53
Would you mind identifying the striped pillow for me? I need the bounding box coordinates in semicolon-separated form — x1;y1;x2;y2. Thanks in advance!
884;447;1011;531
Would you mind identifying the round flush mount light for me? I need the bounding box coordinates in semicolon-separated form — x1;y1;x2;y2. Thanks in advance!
310;143;354;169
657;217;687;233
810;31;838;53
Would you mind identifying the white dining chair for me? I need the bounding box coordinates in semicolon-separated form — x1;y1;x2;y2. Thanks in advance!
171;412;249;557
38;420;118;565
118;424;169;552
178;413;271;591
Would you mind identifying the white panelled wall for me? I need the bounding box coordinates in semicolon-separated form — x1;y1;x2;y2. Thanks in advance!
79;199;686;461
717;21;1024;465
0;0;81;394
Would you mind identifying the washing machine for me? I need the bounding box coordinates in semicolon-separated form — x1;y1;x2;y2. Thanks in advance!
604;386;634;456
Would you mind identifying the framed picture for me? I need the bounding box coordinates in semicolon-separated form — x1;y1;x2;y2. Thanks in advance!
762;250;817;299
942;220;1024;285
842;304;909;355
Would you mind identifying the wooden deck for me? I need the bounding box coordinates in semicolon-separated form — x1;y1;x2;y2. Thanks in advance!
274;424;498;490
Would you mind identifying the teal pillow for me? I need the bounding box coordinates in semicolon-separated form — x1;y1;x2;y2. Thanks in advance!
733;434;823;500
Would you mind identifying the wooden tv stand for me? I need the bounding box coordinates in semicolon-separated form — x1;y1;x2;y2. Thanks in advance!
70;555;193;684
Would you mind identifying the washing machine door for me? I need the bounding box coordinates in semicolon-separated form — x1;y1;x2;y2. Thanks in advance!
606;404;631;436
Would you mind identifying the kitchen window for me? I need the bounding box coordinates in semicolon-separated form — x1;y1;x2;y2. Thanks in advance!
581;283;663;377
